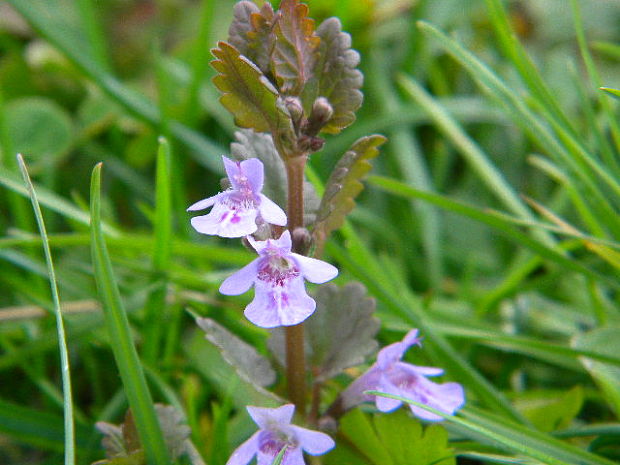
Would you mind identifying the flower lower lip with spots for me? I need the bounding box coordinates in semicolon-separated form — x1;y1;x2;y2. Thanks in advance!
226;404;335;465
219;230;338;328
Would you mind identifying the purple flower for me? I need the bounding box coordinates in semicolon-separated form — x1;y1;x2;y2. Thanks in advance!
219;230;338;328
341;329;465;421
227;404;335;465
188;156;287;238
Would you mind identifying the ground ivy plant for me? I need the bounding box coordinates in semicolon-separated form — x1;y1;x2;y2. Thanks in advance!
180;1;465;464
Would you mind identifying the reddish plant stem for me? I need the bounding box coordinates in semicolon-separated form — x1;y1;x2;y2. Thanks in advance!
284;154;308;416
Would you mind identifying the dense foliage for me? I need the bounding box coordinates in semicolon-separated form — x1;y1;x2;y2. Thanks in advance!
1;0;620;464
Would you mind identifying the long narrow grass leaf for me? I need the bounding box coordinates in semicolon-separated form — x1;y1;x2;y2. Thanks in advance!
368;392;616;465
18;154;75;465
144;137;173;363
397;75;554;246
369;175;620;290
90;163;171;465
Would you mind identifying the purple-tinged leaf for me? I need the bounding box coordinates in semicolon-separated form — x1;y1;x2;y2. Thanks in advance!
228;1;277;76
196;317;276;387
302;17;363;134
94;405;193;465
211;41;292;135
313;135;387;246
230;129;319;225
268;282;379;381
272;0;320;95
228;1;260;55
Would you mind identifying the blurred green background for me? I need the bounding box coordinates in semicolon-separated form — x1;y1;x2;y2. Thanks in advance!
1;0;620;463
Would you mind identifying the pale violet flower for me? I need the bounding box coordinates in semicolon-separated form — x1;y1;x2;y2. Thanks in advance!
341;329;465;421
227;404;334;465
188;156;287;238
220;230;338;328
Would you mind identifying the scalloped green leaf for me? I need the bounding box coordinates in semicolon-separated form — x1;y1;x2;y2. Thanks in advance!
228;1;276;75
313;135;386;244
211;41;291;135
302;17;363;134
338;409;455;465
197;317;276;388
513;386;584;432
272;0;320;95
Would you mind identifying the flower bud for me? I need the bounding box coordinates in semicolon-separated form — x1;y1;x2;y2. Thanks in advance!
291;227;312;255
302;97;334;138
311;97;334;124
283;96;304;123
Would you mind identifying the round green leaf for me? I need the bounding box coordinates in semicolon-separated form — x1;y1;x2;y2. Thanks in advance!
6;97;73;159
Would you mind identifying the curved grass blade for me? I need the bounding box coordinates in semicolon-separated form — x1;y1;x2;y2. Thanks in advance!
396;75;554;247
417;21;620;232
369;175;620;290
90;163;171;465
17;154;75;465
367;392;616;465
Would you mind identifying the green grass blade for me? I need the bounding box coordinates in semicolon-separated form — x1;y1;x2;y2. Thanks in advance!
397;75;554;246
6;0;225;173
17;154;75;465
601;87;620;100
144;137;173;364
570;0;620;162
417;21;620;226
368;392;616;465
368;51;443;287
90;163;171;465
368;175;620;290
75;0;111;71
0;164;117;235
484;0;575;134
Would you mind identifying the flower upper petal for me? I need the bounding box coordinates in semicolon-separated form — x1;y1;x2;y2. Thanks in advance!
226;431;259;465
273;229;292;252
291;253;338;284
240;158;264;193
258;194;287;226
247;404;295;430
292;425;335;455
397;362;444;377
220;259;259;295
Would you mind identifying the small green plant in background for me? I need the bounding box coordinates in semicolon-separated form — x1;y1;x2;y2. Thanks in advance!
0;0;619;464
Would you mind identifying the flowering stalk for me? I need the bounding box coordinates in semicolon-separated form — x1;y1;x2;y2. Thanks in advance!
284;152;309;416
